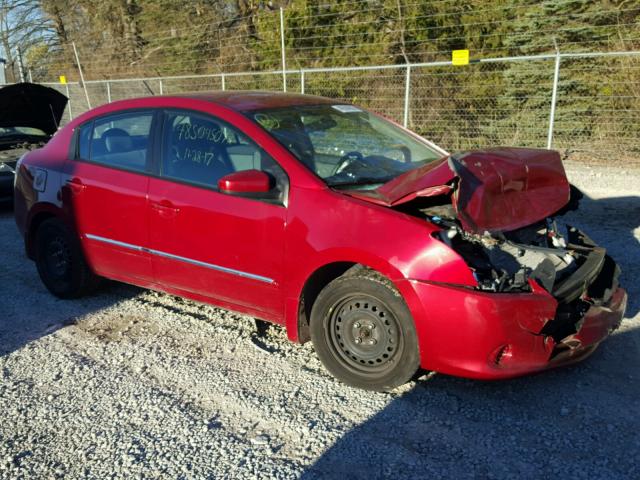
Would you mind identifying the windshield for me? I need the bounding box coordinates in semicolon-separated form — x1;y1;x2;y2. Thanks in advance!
0;126;47;139
248;104;443;187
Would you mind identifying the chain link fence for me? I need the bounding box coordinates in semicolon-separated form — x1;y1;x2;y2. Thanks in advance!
36;50;640;166
553;54;640;165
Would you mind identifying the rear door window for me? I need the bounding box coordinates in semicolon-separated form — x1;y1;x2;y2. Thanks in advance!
77;111;154;173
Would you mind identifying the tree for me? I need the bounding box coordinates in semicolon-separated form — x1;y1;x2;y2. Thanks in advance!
0;0;53;81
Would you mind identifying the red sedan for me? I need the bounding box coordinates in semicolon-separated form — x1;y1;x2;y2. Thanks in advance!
14;92;627;391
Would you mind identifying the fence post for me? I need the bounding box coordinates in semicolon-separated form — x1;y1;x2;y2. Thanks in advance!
72;42;92;109
159;79;164;95
300;70;305;94
403;65;411;128
221;73;225;91
65;83;73;121
547;47;561;149
280;7;287;92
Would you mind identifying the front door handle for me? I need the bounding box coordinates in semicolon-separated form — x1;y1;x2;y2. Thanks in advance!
151;200;180;218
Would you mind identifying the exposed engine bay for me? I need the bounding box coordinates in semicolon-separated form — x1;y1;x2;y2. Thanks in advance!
397;186;620;310
339;147;622;337
396;189;622;346
435;211;577;291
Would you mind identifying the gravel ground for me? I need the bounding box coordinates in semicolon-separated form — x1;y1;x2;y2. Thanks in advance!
1;162;639;479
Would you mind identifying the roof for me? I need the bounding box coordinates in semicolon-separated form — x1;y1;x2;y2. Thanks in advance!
171;90;339;112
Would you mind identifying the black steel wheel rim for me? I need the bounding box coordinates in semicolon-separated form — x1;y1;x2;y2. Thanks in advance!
44;235;72;280
326;294;404;375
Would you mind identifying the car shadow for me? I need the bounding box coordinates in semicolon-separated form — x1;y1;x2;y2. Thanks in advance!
559;193;640;316
301;323;640;479
0;205;142;358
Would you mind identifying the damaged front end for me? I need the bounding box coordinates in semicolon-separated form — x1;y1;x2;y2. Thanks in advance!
400;194;627;373
428;203;623;339
429;210;618;303
345;147;627;372
399;167;625;369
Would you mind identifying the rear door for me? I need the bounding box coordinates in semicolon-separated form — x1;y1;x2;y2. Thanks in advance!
63;110;157;283
147;109;288;320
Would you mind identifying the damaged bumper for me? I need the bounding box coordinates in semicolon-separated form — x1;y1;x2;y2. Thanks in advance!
547;286;626;366
405;266;627;380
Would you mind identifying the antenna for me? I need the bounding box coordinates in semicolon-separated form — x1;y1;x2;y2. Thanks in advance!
49;104;59;131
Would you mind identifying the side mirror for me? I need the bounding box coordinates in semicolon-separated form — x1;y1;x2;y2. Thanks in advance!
218;169;272;195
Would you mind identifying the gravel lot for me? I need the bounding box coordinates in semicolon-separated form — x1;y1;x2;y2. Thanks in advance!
1;162;639;479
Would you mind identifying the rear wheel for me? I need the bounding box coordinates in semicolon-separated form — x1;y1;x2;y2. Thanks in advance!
310;268;420;391
35;218;100;298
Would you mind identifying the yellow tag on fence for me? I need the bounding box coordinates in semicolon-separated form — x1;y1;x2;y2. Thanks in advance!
452;50;470;66
59;75;67;84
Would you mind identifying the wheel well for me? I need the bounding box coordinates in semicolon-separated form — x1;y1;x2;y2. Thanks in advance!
26;212;56;259
297;262;356;343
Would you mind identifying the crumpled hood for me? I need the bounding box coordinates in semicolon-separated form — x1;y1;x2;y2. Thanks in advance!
342;147;570;233
0;82;68;135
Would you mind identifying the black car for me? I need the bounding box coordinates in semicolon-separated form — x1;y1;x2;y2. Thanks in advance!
0;83;67;203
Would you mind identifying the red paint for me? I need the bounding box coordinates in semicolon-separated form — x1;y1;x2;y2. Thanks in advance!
450;148;570;233
174;91;337;112
360;158;455;205
218;169;271;193
13;92;626;381
344;147;570;233
64;161;154;283
400;279;626;379
147;175;286;320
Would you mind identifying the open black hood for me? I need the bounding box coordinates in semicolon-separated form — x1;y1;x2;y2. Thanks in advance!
0;82;68;136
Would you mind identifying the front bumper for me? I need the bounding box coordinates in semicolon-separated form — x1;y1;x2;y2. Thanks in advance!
403;277;627;380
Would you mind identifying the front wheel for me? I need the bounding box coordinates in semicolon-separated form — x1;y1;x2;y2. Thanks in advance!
310;268;420;391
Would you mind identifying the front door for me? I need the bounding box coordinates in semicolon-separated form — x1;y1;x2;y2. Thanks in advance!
147;109;288;320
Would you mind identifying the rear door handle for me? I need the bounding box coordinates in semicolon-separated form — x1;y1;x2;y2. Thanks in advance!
65;178;86;194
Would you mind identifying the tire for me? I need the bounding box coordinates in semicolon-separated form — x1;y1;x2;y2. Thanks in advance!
310;267;420;391
34;218;100;299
